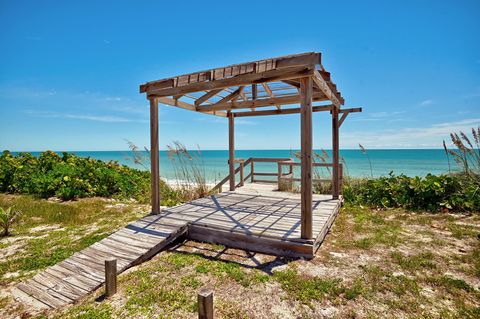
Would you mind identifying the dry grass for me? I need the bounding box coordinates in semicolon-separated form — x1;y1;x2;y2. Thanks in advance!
1;195;478;319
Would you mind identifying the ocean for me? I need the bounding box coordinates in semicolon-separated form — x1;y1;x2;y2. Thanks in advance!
25;149;453;183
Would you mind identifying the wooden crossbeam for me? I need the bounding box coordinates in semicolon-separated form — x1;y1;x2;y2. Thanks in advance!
195;89;223;106
312;70;342;108
339;112;348;127
234;106;361;118
337;107;362;127
140;52;321;93
198;92;328;112
147;66;315;98
282;79;301;88
157;97;227;117
211;86;245;107
261;83;281;110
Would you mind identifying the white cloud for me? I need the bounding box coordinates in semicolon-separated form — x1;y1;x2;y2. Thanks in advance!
350;111;405;122
25;110;147;123
342;118;480;148
419;99;433;106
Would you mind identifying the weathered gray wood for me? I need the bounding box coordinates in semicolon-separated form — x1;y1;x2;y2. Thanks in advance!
300;77;313;239
198;288;214;319
150;97;160;214
105;258;117;297
250;161;254;182
198;91;326;112
228;111;235;191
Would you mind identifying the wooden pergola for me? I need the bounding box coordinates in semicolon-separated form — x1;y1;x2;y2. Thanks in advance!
140;52;361;240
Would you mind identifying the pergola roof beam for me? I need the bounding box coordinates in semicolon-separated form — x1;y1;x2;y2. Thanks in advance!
195;89;223;106
261;83;281;110
147;66;315;98
233;106;362;118
157;97;227;117
198;92;329;112
312;70;342;108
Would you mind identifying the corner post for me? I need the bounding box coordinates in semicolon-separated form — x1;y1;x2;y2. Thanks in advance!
228;111;235;191
332;106;340;199
150;97;160;214
300;77;313;239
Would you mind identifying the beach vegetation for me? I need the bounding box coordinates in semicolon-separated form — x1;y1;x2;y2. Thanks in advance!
343;172;479;212
443;127;480;176
0;206;20;236
166;141;209;201
0;150;180;204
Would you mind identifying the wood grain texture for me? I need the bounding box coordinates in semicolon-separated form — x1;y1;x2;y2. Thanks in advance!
150;97;160;214
300;77;313;239
228;112;235;191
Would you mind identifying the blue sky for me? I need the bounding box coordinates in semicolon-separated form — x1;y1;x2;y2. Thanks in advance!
0;0;479;151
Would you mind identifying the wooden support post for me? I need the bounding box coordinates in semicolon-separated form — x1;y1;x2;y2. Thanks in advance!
105;258;117;297
198;288;213;319
228;112;235;191
239;161;244;187
150;97;160;214
339;163;343;196
300;77;313;239
250;161;255;183
332;106;340;199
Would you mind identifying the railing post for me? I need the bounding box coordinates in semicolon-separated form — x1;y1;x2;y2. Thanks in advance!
277;162;282;189
239;161;244;187
250;160;254;183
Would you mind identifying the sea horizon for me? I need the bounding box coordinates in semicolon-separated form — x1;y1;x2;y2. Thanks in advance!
9;148;458;182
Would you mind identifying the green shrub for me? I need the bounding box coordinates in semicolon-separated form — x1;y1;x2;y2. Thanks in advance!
0;206;21;236
343;172;480;212
0;150;180;203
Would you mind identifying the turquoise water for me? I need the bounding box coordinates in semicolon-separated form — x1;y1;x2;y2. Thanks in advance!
25;149;453;182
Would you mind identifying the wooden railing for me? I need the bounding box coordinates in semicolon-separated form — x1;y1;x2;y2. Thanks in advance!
210;158;252;193
277;161;343;194
210;157;343;195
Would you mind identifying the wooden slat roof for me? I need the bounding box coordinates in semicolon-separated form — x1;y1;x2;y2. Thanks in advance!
139;52;346;117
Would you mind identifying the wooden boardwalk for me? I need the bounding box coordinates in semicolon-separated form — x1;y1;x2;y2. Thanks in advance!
13;183;341;309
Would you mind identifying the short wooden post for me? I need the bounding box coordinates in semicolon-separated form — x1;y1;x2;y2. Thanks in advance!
239;161;244;187
332;106;340;199
105;258;117;297
198;288;213;319
300;77;313;239
250;161;255;183
150;97;160;214
277;162;282;189
228;112;235;191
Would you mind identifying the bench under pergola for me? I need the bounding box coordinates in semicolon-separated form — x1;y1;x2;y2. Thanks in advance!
140;52;361;240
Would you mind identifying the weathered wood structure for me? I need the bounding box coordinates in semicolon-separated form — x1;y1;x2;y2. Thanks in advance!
13;53;362;310
140;52;361;239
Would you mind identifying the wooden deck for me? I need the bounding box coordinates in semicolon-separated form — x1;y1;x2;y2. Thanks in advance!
12;183;341;309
